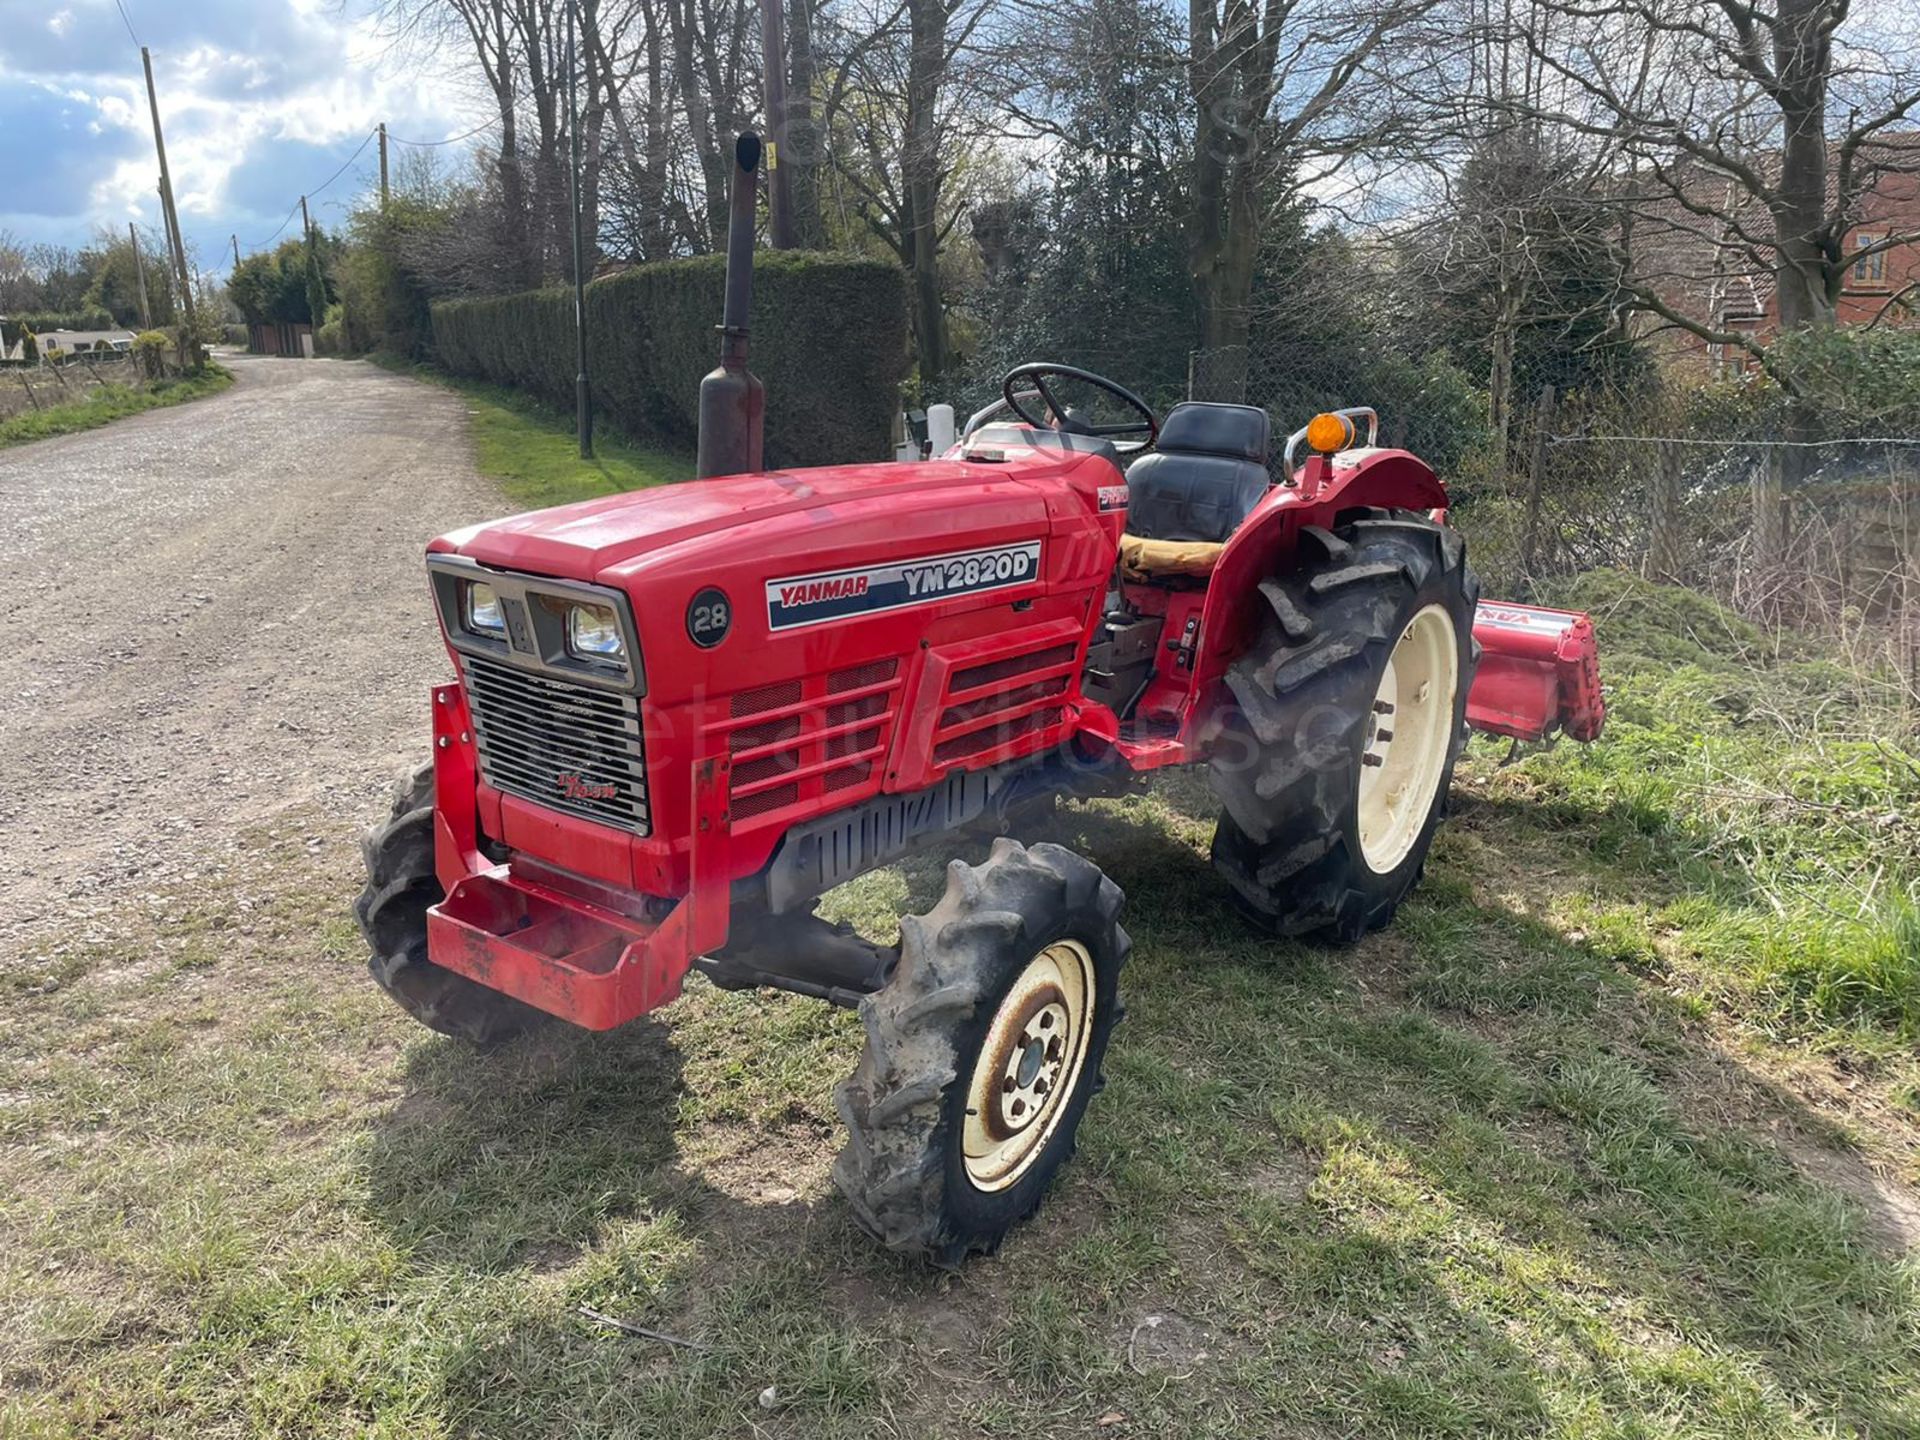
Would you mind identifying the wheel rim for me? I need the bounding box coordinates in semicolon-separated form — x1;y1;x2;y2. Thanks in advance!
1357;604;1459;874
962;939;1096;1193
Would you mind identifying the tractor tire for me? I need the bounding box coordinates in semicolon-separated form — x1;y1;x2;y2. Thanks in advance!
353;760;546;1046
1207;508;1479;942
833;838;1129;1267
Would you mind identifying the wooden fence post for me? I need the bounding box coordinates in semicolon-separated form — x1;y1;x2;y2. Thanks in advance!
1753;443;1786;571
1647;436;1684;583
1520;384;1556;580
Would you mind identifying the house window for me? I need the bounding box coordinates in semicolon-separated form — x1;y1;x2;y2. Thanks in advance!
1854;232;1886;285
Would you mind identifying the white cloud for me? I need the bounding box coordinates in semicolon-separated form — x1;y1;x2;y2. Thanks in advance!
1;1;491;253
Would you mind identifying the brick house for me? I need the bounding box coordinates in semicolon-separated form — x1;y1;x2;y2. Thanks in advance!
1632;138;1920;372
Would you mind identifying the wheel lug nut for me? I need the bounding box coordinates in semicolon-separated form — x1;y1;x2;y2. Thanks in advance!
1011;1099;1026;1117
1362;753;1384;767
1374;701;1395;715
1003;1077;1015;1093
1376;728;1393;742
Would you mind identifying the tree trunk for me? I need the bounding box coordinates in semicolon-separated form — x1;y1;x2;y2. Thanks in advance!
902;0;949;385
1488;289;1519;475
666;0;728;248
785;0;825;248
1184;1;1264;402
1769;0;1838;336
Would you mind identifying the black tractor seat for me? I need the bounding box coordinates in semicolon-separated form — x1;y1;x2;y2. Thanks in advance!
1121;402;1272;578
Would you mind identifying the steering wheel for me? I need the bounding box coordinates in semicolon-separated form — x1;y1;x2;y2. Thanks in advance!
1002;363;1159;452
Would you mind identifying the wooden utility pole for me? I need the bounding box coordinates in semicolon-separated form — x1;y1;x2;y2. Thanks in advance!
139;46;198;341
230;234;240;270
128;222;152;330
565;0;594;457
759;0;796;247
378;123;390;209
300;195;312;240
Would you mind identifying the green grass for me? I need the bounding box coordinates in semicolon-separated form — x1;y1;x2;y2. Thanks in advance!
3;385;1916;1436
0;365;233;448
369;354;692;506
1476;569;1920;1046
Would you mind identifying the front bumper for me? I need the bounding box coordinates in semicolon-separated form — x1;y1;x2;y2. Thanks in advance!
423;682;732;1030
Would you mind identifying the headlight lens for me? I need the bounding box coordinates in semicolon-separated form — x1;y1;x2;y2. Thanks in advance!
466;582;504;634
567;602;624;659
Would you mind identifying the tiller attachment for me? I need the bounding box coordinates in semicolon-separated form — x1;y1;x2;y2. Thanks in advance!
1466;602;1606;743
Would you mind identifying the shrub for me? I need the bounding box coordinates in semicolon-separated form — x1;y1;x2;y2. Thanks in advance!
314;303;347;357
133;330;171;380
431;251;909;467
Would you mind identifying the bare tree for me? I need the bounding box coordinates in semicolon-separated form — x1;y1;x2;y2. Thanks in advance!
1180;0;1450;399
1504;0;1920;364
820;0;990;385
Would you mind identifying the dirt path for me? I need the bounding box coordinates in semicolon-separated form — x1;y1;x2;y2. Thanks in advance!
0;355;503;957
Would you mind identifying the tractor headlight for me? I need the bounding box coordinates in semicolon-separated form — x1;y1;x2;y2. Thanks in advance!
566;601;625;659
466;581;505;635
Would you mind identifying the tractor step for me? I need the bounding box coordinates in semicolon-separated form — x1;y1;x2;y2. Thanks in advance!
1467;601;1605;742
427;867;690;1031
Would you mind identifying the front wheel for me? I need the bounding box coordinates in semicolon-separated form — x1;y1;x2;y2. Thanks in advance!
833;839;1129;1267
353;761;547;1046
1207;509;1479;941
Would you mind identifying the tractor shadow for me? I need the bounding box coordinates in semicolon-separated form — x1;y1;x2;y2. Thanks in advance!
361;1013;858;1288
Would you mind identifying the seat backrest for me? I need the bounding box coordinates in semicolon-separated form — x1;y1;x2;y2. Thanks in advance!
1124;402;1273;544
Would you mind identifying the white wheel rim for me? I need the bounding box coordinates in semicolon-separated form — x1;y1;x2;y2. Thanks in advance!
1357;604;1459;874
962;939;1096;1193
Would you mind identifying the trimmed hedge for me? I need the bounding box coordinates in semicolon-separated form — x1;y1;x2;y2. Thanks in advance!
431;251;908;468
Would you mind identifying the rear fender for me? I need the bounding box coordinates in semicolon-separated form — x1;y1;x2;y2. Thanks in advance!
1183;450;1450;733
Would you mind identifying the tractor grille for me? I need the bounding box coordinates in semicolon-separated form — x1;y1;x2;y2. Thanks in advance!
461;653;650;834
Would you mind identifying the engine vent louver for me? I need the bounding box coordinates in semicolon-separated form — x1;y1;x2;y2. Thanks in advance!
714;658;902;822
929;637;1077;769
461;653;650;833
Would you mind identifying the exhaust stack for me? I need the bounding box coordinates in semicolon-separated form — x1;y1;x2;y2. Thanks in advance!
696;133;766;479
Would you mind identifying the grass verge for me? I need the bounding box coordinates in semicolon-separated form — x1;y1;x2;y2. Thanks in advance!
370;354;693;506
0;365;233;448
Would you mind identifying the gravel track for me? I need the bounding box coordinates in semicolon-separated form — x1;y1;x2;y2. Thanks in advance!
0;355;504;954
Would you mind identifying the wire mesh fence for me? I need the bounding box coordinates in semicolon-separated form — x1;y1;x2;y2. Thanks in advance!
1187;334;1920;698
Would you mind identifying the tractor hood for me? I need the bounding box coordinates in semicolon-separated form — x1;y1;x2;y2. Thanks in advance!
430;446;1121;591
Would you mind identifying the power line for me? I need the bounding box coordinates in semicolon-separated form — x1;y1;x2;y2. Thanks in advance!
239;129;376;253
386;117;497;148
113;0;139;47
244;198;305;253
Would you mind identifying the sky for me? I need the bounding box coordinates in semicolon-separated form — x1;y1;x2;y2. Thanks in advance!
0;0;491;269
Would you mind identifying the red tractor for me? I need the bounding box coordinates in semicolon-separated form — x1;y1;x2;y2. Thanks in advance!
357;137;1603;1266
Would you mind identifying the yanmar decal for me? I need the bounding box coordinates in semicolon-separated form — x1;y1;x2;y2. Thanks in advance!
766;541;1043;630
1097;484;1129;512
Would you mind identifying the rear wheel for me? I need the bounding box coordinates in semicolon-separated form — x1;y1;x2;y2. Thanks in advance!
1207;509;1478;940
833;839;1129;1266
353;761;546;1046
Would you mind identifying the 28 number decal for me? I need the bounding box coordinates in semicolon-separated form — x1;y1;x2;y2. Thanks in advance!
687;587;732;648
